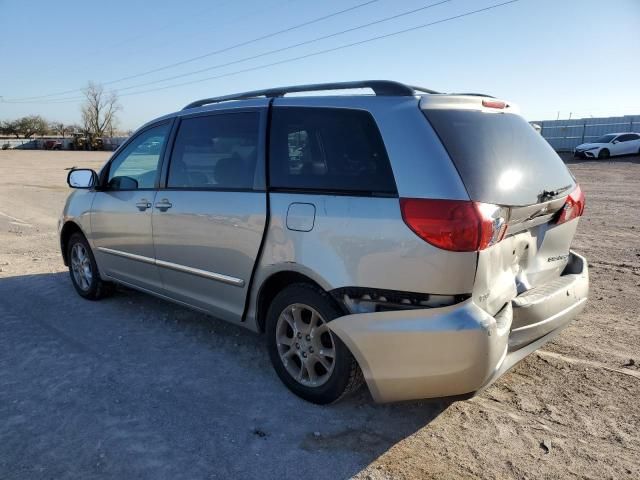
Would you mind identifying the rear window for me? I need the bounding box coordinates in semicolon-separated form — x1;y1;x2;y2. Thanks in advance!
269;107;396;195
423;109;576;206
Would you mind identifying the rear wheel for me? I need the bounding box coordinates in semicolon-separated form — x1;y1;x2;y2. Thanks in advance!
67;232;113;300
266;283;363;404
598;148;610;159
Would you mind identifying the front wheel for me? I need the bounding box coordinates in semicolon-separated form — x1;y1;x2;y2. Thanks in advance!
266;283;363;404
67;232;113;300
598;148;610;159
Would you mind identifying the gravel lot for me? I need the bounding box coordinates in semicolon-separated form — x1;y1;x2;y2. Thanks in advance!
1;150;639;479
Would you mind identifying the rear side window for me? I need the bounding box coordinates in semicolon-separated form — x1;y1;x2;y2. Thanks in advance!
617;134;638;142
168;112;259;189
269;107;396;195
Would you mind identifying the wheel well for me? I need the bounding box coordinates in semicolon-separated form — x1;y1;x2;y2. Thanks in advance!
60;221;84;266
256;271;345;333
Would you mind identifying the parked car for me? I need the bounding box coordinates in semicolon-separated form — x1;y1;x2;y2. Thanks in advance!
44;139;63;150
60;81;589;404
574;132;640;159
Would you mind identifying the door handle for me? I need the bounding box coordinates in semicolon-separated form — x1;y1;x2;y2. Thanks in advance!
154;199;173;212
135;199;152;211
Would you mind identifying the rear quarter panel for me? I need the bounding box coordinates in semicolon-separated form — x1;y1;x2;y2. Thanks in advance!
246;193;478;328
246;96;478;329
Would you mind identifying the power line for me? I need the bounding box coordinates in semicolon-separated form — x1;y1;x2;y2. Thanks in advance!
6;0;380;102
4;0;520;105
33;0;238;80
90;0;452;95
14;0;451;101
114;0;523;99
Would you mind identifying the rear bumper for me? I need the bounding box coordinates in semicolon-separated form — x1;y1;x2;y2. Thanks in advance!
329;251;588;403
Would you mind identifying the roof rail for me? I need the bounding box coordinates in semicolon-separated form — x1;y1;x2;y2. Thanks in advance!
182;80;438;110
409;85;441;95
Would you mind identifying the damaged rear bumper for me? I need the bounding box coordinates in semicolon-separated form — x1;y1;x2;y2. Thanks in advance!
328;251;588;403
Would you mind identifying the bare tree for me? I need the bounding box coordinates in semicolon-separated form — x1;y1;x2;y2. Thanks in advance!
81;82;121;139
16;115;49;138
1;120;20;138
50;122;71;138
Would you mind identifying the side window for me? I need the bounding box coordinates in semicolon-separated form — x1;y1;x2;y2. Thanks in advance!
107;123;170;190
269;107;397;195
619;134;636;142
167;112;260;189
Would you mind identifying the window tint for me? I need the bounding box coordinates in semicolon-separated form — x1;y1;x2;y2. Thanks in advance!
423;109;575;206
269;107;396;194
168;112;260;189
594;134;616;143
617;134;636;142
107;123;170;190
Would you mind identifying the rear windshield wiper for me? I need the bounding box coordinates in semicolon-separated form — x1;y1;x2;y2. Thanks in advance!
538;184;572;203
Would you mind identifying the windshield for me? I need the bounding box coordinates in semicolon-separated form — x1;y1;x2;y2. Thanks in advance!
423;109;576;206
593;134;616;144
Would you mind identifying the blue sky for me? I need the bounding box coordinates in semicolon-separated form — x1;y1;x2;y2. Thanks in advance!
1;0;639;130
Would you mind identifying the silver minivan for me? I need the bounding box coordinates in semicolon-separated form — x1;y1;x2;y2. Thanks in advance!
60;81;588;404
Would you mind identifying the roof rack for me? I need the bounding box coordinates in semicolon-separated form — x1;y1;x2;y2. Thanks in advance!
182;80;440;110
409;85;441;95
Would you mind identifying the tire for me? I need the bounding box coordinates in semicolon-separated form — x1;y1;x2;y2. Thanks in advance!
598;148;610;159
265;283;363;404
67;232;113;300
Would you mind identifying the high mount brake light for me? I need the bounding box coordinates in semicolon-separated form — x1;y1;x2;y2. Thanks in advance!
400;198;508;252
555;185;585;225
482;99;507;109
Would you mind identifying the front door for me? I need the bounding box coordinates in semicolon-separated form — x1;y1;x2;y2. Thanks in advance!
152;109;267;323
609;135;627;156
91;122;172;292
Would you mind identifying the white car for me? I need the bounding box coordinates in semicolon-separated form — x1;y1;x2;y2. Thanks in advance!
574;132;640;159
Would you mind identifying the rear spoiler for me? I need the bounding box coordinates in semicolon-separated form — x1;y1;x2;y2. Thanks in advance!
419;94;519;114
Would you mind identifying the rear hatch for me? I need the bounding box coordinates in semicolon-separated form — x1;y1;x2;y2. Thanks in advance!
420;96;584;315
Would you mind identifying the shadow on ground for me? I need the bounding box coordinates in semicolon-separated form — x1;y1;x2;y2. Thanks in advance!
0;272;450;480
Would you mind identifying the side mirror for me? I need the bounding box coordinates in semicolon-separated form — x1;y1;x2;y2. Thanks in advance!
612;139;619;144
67;169;98;189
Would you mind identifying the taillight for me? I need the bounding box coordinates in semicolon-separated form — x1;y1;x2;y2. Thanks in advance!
400;198;508;252
555;184;585;225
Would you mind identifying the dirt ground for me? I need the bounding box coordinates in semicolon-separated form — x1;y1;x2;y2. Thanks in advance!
0;150;638;480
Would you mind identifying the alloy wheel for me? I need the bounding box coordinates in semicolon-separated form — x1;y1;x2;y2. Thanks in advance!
70;243;93;291
275;303;336;387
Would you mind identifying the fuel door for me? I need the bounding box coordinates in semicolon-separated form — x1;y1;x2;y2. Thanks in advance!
286;203;316;232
